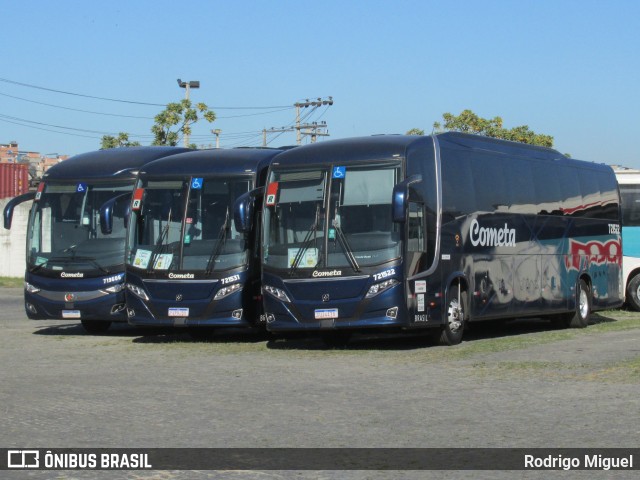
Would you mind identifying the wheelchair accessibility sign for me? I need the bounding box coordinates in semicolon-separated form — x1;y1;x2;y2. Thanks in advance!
191;178;203;189
76;183;87;193
332;166;346;179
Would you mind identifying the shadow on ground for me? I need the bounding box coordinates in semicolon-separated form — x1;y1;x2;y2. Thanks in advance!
31;311;623;351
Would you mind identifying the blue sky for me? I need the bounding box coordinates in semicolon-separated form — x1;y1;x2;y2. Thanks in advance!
1;0;639;167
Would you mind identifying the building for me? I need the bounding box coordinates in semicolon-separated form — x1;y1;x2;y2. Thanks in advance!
0;141;68;187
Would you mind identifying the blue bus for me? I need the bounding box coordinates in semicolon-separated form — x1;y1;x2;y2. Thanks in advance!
613;166;640;310
3;146;190;333
253;133;623;346
124;147;282;338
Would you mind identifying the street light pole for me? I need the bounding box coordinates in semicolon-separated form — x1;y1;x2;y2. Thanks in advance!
177;79;200;147
212;129;221;149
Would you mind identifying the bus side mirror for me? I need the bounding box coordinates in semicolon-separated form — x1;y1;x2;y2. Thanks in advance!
234;186;264;234
3;192;35;230
392;175;421;223
99;193;132;235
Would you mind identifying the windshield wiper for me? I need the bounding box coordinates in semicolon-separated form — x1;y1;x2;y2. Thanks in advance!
205;207;230;276
289;203;321;276
332;219;360;272
147;208;172;273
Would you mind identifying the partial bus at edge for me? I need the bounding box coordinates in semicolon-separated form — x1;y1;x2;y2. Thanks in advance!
124;148;282;338
613;166;640;310
253;133;623;346
3;146;190;333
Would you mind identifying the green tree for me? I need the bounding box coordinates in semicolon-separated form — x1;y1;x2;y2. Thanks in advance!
406;128;425;135
433;109;553;147
151;99;216;148
100;132;141;149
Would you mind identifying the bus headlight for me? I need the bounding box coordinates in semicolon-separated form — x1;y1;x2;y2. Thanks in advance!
214;283;242;300
103;283;125;294
263;285;291;303
366;279;399;298
24;282;40;294
126;283;149;301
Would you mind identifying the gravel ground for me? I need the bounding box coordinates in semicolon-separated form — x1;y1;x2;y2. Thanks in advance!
1;287;638;480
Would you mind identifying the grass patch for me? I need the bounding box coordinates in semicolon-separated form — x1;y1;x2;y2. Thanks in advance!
0;276;23;288
581;355;640;383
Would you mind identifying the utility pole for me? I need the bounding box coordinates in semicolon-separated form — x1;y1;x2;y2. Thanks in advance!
211;129;221;148
177;79;200;147
300;121;330;143
262;127;295;147
263;97;333;146
294;97;333;145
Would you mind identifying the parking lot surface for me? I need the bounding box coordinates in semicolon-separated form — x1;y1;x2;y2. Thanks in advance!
1;287;638;479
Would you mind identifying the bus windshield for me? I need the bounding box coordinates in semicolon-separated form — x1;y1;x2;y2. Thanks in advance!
27;181;133;276
126;177;251;273
262;163;402;271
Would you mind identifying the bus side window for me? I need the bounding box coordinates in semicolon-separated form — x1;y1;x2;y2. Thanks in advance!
407;202;425;252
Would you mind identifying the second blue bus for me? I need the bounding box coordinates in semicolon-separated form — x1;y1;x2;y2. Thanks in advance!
124;147;282;337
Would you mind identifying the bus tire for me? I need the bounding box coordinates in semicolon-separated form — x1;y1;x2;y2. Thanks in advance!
439;287;466;346
81;319;111;334
566;279;592;328
626;274;640;311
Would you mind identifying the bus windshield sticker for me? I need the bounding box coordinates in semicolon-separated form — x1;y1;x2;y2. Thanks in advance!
332;166;346;179
132;188;144;210
153;253;173;270
191;178;203;189
76;183;87;193
266;182;278;206
415;280;426;293
133;249;152;269
35;182;45;201
288;248;318;268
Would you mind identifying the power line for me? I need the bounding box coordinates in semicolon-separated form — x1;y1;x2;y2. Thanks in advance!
0;91;154;119
0;116;102;139
0;76;294;110
0;77;165;106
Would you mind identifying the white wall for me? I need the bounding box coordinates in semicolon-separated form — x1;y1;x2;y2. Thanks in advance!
0;198;32;278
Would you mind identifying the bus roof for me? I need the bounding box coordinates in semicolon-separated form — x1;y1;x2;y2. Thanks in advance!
43;146;192;181
138;147;284;178
437;131;566;161
269;133;617;178
270;132;571;167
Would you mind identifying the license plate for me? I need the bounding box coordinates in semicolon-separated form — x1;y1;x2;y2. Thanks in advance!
168;307;189;317
62;310;81;319
314;308;338;319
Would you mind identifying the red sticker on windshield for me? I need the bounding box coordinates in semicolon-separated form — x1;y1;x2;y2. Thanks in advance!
266;182;278;206
132;188;144;210
35;182;45;201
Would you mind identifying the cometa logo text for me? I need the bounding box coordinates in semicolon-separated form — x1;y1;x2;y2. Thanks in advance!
168;273;195;279
469;219;516;247
312;270;342;278
61;272;84;278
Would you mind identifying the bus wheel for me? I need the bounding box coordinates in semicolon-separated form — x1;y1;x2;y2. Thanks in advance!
439;288;466;346
626;274;640;311
561;279;591;328
81;319;111;334
321;331;352;348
